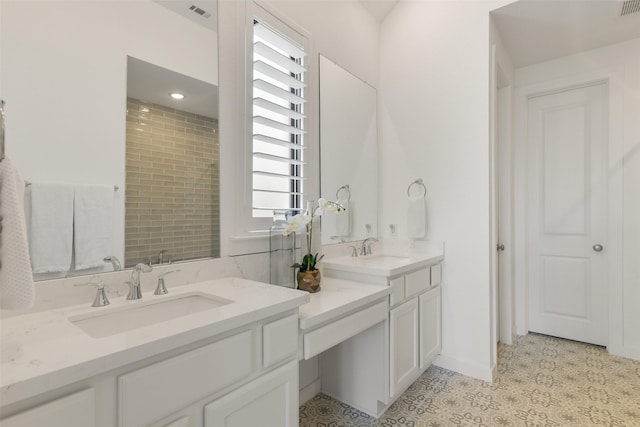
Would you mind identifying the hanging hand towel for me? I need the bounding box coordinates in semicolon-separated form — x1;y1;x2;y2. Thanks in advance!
29;182;74;273
335;197;351;237
407;195;427;239
0;158;35;309
74;184;114;270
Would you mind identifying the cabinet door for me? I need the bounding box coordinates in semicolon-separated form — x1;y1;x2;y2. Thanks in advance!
419;286;442;370
389;298;419;398
204;360;298;427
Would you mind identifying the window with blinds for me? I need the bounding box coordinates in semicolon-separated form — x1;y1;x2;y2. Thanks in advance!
251;20;307;219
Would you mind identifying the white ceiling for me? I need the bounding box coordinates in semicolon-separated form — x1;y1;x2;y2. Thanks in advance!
492;0;640;68
127;57;219;119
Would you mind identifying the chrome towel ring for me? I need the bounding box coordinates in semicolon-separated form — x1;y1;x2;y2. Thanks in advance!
407;178;427;198
336;184;351;202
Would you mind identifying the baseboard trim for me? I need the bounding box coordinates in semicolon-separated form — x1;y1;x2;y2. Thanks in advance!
433;354;495;382
299;378;321;406
621;346;640;361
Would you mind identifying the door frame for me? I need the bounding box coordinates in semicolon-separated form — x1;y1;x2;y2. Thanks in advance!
490;44;516;362
513;68;625;355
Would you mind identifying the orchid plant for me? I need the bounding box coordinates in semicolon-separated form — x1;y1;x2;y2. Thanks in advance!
283;198;345;272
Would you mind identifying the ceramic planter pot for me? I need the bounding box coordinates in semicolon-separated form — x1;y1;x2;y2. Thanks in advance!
297;270;321;293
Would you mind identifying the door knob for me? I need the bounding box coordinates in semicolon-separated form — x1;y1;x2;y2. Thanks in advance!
593;244;603;252
497;244;505;251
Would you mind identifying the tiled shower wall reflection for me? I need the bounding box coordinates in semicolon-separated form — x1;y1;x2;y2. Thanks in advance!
125;98;220;267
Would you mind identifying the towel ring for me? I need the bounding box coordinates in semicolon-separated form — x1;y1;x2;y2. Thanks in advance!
407;178;427;198
336;184;351;202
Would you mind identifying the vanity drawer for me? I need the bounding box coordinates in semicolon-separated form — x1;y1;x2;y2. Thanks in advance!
303;300;388;359
431;264;442;287
263;314;298;368
389;276;405;307
405;268;430;298
119;330;255;427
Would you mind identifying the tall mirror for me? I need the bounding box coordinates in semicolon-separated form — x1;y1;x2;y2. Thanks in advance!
319;55;378;245
0;0;219;280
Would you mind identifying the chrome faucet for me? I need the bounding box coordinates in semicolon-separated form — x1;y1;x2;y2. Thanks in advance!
128;263;152;300
103;256;122;271
361;237;379;256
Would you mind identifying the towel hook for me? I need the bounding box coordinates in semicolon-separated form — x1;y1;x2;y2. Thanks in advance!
336;184;351;202
407;178;427;198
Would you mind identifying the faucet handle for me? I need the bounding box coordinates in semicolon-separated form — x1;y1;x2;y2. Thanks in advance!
74;281;110;307
155;270;181;295
348;245;359;257
158;269;180;279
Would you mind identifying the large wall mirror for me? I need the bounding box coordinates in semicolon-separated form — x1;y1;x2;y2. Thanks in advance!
0;0;219;280
319;55;378;245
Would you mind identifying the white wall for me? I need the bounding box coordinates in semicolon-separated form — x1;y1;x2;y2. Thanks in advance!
514;38;640;359
1;0;218;268
378;0;512;381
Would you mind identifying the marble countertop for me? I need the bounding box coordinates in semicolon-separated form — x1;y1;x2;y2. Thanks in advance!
323;249;444;278
298;277;390;330
0;278;309;406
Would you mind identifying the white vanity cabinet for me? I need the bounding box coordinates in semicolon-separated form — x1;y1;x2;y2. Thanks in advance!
1;312;301;427
387;263;442;401
321;255;443;417
118;313;299;427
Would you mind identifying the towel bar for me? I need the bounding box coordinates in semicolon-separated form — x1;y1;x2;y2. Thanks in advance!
24;181;120;191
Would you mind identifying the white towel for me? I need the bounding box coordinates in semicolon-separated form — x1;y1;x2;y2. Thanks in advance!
74;184;114;270
407;195;427;239
29;182;74;273
0;158;35;309
335;197;351;237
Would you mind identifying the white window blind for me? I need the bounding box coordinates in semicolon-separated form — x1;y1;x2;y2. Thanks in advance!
252;20;307;218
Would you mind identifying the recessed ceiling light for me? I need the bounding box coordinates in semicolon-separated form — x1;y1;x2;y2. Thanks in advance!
169;92;185;100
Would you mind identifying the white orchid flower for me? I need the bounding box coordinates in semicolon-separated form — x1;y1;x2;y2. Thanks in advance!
283;213;311;236
317;198;344;215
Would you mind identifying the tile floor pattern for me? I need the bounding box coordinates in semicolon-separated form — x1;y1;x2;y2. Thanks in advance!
299;333;640;427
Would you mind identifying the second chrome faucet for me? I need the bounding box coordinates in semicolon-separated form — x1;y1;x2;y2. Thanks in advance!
127;263;152;300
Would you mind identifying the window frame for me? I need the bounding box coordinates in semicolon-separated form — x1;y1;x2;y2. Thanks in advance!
243;2;311;233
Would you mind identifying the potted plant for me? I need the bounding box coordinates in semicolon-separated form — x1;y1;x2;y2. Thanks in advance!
284;198;344;292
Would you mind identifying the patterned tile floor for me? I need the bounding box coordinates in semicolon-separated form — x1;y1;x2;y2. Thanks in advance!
299;333;640;426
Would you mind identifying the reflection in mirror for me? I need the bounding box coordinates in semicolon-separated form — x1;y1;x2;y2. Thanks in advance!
319;55;377;245
125;58;220;267
0;0;219;280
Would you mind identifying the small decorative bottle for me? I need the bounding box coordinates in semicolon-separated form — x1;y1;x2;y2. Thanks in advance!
269;210;295;288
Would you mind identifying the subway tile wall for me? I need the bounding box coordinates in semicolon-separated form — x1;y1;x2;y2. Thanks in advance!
125;98;220;267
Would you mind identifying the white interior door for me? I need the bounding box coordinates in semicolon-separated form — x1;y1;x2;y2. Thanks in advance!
527;82;608;346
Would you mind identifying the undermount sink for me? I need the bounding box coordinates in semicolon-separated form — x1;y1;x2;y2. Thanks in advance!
69;293;232;338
